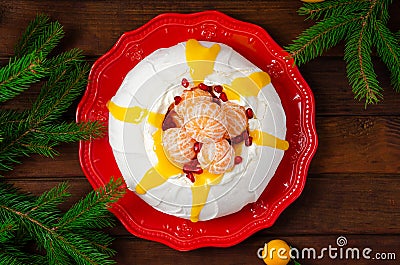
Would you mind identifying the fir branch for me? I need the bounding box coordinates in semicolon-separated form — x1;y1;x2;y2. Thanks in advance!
57;178;124;231
0;179;125;265
14;14;50;57
15;14;64;59
299;0;370;20
28;62;90;125
285;14;360;65
373;20;400;91
345;19;382;104
287;0;400;105
0;53;46;103
34;122;104;144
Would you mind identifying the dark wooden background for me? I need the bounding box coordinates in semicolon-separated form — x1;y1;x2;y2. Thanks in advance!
1;1;399;264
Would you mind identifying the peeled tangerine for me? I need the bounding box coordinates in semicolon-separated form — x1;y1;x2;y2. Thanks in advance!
181;99;227;142
162;128;196;167
221;101;247;138
180;88;211;102
198;139;235;174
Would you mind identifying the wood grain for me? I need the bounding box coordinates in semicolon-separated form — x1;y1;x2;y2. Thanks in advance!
112;235;400;265
1;1;399;264
5;116;400;179
7;174;400;236
0;0;399;57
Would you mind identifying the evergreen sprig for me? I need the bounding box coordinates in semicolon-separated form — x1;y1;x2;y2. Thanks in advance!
0;179;125;265
0;15;125;264
286;0;400;105
0;14;103;173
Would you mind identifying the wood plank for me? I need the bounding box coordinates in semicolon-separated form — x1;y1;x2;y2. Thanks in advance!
300;57;400;115
4;115;400;178
6;174;400;235
2;56;400;115
111;235;400;265
0;0;399;57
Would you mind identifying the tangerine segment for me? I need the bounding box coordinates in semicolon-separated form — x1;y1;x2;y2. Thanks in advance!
162;128;196;167
198;139;235;174
180;99;227;142
221;101;247;138
180;88;211;102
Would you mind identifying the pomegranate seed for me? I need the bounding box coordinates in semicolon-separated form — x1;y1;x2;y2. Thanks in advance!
174;96;182;105
198;83;209;91
234;156;243;165
193;142;202;153
246;108;254;119
245;136;253;146
219;92;228;102
181;78;189;88
193;167;204;174
214;85;223;93
186;172;195;183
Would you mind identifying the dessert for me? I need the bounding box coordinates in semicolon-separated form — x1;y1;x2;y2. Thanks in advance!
107;39;289;222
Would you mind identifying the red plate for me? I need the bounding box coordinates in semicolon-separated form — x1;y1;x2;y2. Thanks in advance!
77;11;317;251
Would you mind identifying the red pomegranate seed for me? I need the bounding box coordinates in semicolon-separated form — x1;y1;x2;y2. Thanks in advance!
219;92;228;102
198;83;209;91
246;108;254;119
245;136;253;146
186;172;195;183
181;78;189;88
174;96;182;105
193;167;204;174
193;142;202;153
214;85;223;93
234;156;243;165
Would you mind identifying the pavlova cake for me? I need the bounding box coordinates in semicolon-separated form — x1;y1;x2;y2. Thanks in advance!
107;39;288;222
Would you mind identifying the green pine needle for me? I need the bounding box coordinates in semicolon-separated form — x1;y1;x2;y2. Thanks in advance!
0;179;125;265
1;14;120;264
286;0;400;105
298;0;370;21
0;17;103;173
373;20;400;91
0;53;46;103
345;21;382;104
285;14;360;65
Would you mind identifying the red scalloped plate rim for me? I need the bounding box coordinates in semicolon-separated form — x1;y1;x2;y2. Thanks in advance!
77;11;318;251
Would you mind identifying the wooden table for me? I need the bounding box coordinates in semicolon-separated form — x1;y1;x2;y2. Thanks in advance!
2;1;399;264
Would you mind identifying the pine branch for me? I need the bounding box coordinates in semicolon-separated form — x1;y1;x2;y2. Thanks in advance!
28;62;90;125
57;178;124;231
0;179;125;265
287;0;400;105
285;14;360;65
373;20;400;91
34;122;104;144
0;53;46;103
15;14;50;57
0;14;121;265
299;0;370;20
15;14;64;58
345;19;382;104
